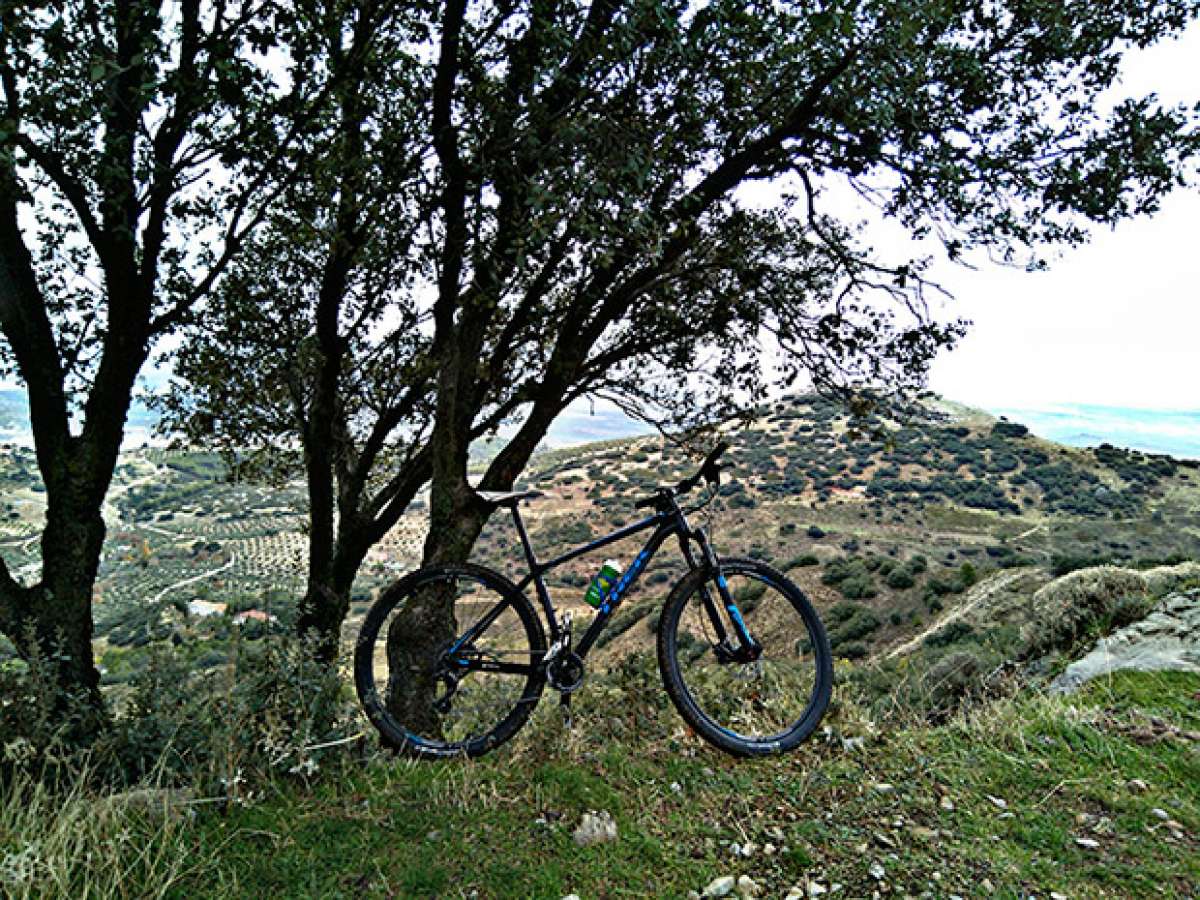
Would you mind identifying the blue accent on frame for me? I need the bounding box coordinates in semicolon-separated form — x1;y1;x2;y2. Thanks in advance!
599;548;651;614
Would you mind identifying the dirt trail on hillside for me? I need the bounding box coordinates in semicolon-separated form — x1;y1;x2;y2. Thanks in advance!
884;568;1034;660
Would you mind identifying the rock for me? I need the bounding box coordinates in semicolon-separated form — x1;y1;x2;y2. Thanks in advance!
735;875;760;898
1151;807;1170;821
1126;778;1149;793
783;888;805;900
1052;589;1200;693
762;842;777;855
910;826;938;841
873;782;895;794
985;795;1008;810
806;882;828;897
671;782;683;794
702;875;736;898
939;795;956;812
1075;837;1101;850
841;736;866;753
869;861;885;881
572;810;618;847
562;895;581;900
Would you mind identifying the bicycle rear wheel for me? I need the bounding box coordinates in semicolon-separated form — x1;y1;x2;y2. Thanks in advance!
657;558;832;757
354;563;546;759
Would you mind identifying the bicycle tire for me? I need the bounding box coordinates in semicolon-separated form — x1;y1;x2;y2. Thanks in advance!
354;563;546;760
656;557;832;757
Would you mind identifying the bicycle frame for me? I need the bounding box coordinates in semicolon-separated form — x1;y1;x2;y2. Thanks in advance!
447;494;756;672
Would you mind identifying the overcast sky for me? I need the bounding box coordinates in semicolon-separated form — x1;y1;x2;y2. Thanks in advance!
924;24;1200;411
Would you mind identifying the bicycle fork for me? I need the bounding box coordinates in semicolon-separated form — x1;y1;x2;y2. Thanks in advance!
679;529;761;664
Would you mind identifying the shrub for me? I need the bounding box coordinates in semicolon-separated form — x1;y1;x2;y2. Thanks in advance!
838;575;877;600
1020;566;1149;658
806;525;826;539
925;620;976;648
1049;553;1113;578
992;421;1029;438
838;642;869;660
828;603;881;648
886;568;915;590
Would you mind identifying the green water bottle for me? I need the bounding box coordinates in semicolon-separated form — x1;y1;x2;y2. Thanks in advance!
584;559;622;608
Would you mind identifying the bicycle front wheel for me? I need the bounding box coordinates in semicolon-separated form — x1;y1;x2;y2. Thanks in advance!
657;558;832;757
354;563;546;759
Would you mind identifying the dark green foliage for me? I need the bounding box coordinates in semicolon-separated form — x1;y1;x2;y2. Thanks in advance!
837;642;869;660
827;601;882;649
1050;554;1115;578
992;422;1030;439
822;557;878;598
925;620;976;648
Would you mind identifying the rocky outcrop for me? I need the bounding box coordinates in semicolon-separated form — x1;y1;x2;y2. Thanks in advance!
1051;590;1200;693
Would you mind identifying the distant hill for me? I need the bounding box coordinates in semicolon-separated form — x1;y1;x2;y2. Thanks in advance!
538;394;1200;459
0;388;160;444
3;390;1198;683
990;402;1200;460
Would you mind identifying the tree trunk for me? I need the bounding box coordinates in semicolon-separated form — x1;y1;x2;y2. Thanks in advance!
296;538;368;665
382;476;487;739
0;487;109;739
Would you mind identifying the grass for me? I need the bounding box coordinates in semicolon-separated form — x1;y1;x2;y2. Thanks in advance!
7;668;1188;899
0;763;214;899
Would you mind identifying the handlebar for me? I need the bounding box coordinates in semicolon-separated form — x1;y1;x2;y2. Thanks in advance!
634;441;730;510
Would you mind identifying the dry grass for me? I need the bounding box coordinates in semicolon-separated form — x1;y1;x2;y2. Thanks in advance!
0;763;217;899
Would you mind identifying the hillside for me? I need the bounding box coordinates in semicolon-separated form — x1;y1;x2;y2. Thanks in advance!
2;395;1199;898
3;667;1196;898
3;392;1199;686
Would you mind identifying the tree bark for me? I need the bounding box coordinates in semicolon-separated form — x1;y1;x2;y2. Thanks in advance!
382;474;487;738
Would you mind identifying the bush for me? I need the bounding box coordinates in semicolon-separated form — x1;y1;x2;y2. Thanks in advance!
885;568;915;590
838;574;877;600
828;603;881;648
1020;566;1149;658
837;642;869;660
1049;554;1113;578
806;525;826;539
992;421;1029;438
784;554;820;570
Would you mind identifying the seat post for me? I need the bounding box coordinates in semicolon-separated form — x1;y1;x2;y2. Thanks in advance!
509;502;541;569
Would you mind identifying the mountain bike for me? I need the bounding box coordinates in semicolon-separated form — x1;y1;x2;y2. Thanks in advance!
355;443;832;759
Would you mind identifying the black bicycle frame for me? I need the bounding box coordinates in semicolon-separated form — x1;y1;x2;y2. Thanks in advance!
446;495;754;673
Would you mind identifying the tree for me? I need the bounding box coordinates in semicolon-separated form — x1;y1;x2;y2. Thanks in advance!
0;0;345;730
169;0;1197;729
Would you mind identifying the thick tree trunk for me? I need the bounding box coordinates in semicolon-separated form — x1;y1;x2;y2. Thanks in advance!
296;539;367;665
382;477;487;738
0;488;109;738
